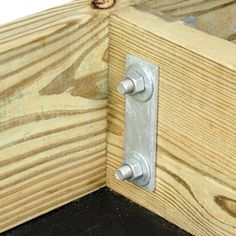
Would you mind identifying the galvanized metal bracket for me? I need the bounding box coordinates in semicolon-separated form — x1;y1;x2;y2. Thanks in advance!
115;54;159;192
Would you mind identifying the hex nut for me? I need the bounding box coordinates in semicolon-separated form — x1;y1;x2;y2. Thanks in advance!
125;70;145;95
126;157;143;180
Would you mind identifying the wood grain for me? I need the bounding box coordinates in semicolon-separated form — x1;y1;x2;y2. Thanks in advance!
138;0;236;43
107;6;236;236
0;0;158;232
0;1;109;232
1;0;236;233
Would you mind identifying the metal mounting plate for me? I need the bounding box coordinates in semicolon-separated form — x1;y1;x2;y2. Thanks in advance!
124;55;159;192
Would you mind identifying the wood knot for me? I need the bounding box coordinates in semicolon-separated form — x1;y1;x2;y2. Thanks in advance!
89;0;116;9
215;195;236;218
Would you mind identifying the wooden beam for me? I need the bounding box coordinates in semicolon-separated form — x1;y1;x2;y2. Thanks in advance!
138;0;236;43
0;0;157;231
107;5;236;236
1;0;235;233
89;0;154;9
0;1;109;232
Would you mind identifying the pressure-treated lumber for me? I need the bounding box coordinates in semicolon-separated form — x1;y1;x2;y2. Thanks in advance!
1;0;236;234
139;0;236;43
0;2;109;232
0;0;158;232
107;5;236;236
88;0;154;9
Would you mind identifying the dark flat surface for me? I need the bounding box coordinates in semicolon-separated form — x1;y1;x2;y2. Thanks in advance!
2;188;192;236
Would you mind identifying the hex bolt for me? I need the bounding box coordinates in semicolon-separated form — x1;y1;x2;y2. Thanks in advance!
115;157;143;181
117;68;146;96
117;79;135;95
115;165;133;180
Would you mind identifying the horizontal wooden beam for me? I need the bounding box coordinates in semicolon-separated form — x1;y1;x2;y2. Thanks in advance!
1;0;236;234
138;0;236;43
0;1;109;232
0;0;156;232
107;5;236;236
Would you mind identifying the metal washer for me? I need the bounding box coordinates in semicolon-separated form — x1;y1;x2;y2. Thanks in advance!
125;151;151;187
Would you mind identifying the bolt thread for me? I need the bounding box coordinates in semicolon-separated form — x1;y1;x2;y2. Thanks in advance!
123;79;134;94
115;165;133;181
117;79;134;95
